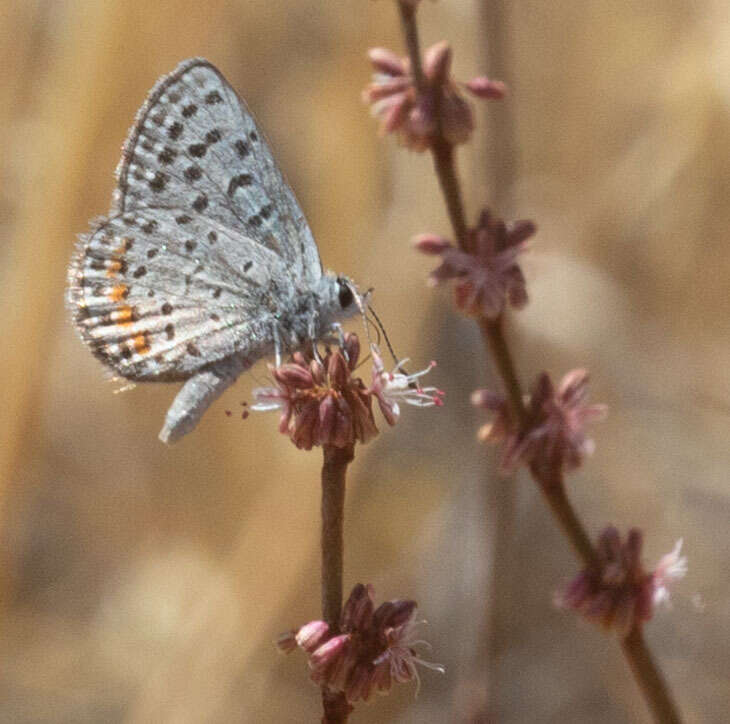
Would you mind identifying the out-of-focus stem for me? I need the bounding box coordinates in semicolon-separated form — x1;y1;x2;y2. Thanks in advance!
394;2;684;722
397;1;427;92
622;626;682;724
320;443;354;723
535;472;595;566
479;317;525;427
431;139;470;249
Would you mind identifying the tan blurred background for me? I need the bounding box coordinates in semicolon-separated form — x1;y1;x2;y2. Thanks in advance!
1;1;728;722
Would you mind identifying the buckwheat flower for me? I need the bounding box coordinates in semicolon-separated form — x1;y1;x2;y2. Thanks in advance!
296;620;332;653
651;539;687;608
279;583;444;703
557;527;653;633
364;42;503;151
368;346;444;426
251;334;378;450
415;209;534;319
472;369;607;478
558;528;687;633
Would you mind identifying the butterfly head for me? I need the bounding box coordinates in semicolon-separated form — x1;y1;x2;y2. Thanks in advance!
337;276;357;312
315;272;363;333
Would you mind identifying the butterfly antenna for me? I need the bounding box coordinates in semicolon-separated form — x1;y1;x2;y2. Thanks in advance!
353;287;413;385
367;304;403;371
351;283;376;348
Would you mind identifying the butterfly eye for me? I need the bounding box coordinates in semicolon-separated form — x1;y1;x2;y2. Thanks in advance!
338;280;354;309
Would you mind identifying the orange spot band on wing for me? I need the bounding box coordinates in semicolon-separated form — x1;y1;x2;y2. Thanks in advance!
133;333;150;355
106;260;122;278
109;284;128;302
113;306;135;326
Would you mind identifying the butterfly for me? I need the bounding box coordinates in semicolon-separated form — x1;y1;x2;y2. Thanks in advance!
67;58;360;443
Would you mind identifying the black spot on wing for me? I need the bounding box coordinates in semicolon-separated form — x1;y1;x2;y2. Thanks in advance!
227;174;252;196
167;121;183;140
192;194;208;212
185;165;202;182
157;147;176;164
149;172;167;192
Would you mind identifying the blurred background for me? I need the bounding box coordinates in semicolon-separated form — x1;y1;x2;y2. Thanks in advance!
1;0;728;721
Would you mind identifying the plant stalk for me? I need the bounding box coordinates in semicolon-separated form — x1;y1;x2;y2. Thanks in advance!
320;443;355;723
395;2;684;721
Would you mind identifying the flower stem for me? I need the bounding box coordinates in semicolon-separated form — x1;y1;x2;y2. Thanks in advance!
397;1;427;93
479;317;526;427
431;139;470;249
621;626;682;724
536;474;595;566
320;443;354;723
395;3;684;721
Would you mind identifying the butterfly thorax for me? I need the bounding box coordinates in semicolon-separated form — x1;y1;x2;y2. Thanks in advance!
274;271;359;351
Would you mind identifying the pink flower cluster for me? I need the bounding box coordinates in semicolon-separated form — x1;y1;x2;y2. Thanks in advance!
473;369;607;480
278;583;443;703
252;335;442;450
557;527;686;633
415;209;533;319
363;42;505;151
252;334;376;450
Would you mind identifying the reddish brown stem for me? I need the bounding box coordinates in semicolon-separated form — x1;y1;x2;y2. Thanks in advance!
431;139;470;250
395;2;683;721
320;443;354;723
397;1;427;92
479;317;526;427
622;626;682;724
535;472;595;566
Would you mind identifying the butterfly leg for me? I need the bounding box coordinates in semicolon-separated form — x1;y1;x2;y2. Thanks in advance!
327;322;349;363
330;323;346;348
159;355;253;443
272;323;283;367
306;314;325;364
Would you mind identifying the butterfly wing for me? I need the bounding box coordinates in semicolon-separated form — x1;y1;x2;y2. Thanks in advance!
68;208;291;381
69;58;319;382
114;57;322;283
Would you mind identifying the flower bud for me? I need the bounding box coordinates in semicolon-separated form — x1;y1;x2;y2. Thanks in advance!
424;41;452;85
413;233;452;255
296;620;330;653
367;47;405;76
276;630;298;653
309;634;350;674
465;77;507;99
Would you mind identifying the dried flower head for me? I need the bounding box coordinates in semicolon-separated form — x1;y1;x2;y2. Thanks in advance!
252;334;377;450
472;369;606;479
415;209;533;319
252;335;441;449
557;528;687;633
278;583;444;703
363;42;504;151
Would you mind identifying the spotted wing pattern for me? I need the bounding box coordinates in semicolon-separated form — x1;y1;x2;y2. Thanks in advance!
68;58;318;382
69;208;290;380
115;57;321;282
